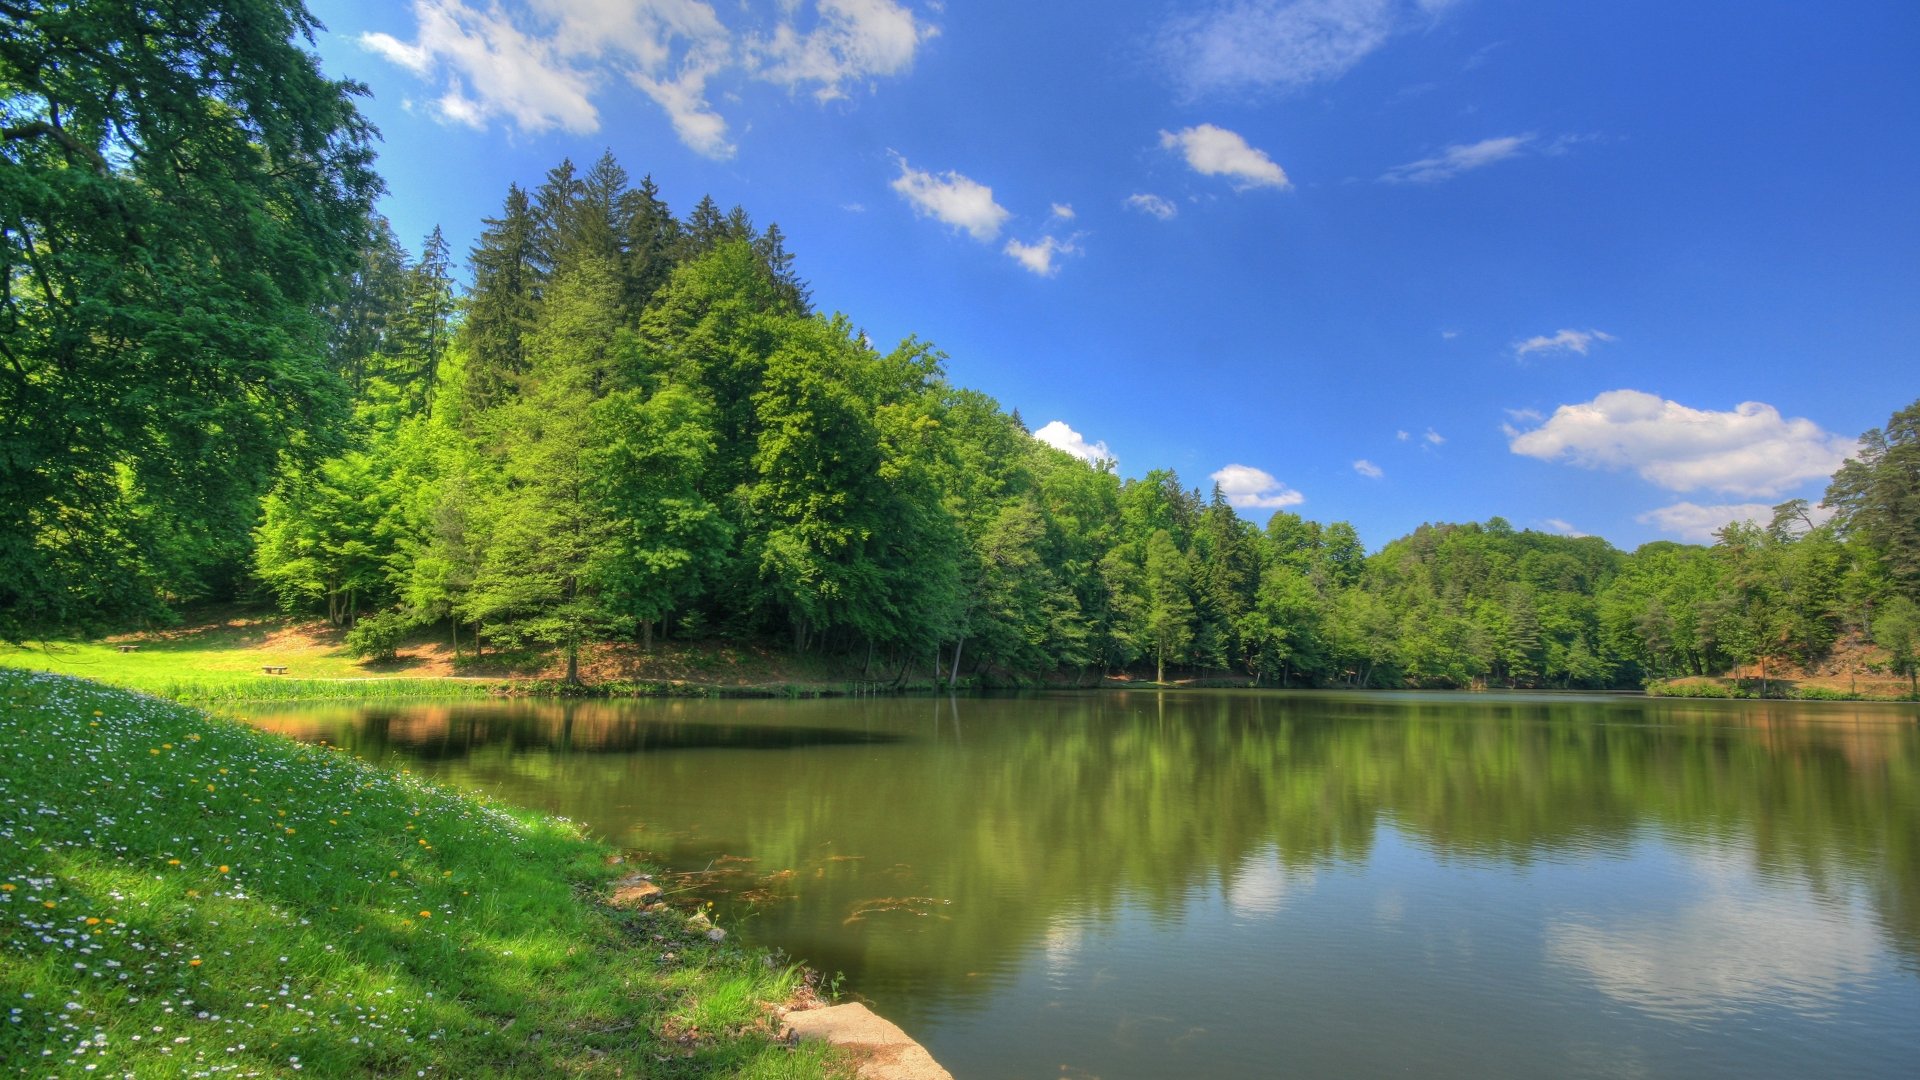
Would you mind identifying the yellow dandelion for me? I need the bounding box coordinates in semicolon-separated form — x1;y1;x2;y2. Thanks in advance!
218;768;227;774
85;917;100;926
92;710;102;717
419;910;432;919
188;958;201;967
149;749;160;756
43;901;56;909
389;871;399;878
161;743;172;750
0;883;14;892
206;784;216;793
218;865;230;874
285;827;296;835
167;859;180;866
442;871;452;877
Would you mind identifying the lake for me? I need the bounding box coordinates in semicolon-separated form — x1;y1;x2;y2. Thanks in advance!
242;690;1920;1078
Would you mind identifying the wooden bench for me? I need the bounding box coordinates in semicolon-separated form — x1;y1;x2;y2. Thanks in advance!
116;644;139;653
263;665;289;675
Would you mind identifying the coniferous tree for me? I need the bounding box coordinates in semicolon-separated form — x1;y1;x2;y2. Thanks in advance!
463;184;541;412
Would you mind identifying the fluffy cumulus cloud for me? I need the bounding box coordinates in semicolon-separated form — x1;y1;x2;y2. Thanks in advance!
1508;389;1858;498
358;1;934;157
1157;0;1458;100
1033;420;1113;464
1160;124;1291;190
745;0;936;102
1004;235;1081;277
1381;134;1532;183
1539;518;1586;537
1635;502;1776;543
1636;501;1836;543
1211;464;1305;509
889;154;1011;241
1126;192;1179;220
1515;327;1616;359
1353;458;1383;478
1050;203;1076;220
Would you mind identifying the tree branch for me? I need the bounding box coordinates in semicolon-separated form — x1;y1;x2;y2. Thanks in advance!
2;121;110;175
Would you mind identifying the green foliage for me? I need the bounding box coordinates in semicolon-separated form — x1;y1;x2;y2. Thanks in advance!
1874;596;1920;697
0;0;379;639
344;609;411;662
1827;399;1920;600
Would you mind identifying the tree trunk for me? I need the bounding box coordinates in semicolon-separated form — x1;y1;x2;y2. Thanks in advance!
451;617;458;659
641;619;653;653
565;643;581;686
1156;648;1165;685
950;636;966;690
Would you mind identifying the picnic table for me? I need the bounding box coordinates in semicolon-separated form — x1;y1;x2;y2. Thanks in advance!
116;644;139;653
263;665;289;675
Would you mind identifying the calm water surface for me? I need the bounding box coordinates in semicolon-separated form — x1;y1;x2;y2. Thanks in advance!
242;691;1920;1079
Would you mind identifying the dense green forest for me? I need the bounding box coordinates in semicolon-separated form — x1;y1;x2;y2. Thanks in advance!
4;3;1917;691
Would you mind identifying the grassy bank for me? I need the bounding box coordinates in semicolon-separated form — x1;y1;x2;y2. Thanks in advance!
0;669;840;1077
1647;676;1918;701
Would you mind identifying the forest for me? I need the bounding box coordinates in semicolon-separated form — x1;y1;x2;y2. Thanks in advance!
4;2;1918;693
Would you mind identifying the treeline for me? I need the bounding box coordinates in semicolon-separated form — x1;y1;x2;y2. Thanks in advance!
249;151;1920;690
3;0;1913;690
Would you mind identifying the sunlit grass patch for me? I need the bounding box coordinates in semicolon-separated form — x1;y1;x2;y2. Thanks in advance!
0;669;842;1077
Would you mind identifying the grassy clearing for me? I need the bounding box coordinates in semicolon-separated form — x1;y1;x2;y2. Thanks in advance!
1648;676;1918;701
0;669;842;1077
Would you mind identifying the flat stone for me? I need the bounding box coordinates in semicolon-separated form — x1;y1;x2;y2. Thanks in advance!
609;873;663;907
784;1003;952;1080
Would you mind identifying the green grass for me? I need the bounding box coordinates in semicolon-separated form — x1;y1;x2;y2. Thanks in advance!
0;669;843;1077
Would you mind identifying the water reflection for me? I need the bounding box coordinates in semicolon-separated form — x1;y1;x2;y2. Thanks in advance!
242;690;1920;1079
1546;851;1885;1023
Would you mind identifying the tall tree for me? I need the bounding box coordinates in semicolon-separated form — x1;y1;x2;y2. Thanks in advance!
463;184;541;412
0;0;379;638
1826;398;1920;602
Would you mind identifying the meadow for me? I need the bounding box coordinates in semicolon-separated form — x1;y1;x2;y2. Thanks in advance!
0;668;841;1076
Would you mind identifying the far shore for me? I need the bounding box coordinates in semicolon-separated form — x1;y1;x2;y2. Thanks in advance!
4;609;1915;705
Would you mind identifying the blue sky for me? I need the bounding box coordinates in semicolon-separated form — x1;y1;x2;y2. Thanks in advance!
305;0;1919;551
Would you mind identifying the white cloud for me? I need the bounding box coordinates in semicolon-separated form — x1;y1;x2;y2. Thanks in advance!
1515;327;1616;359
357;1;933;157
1033;420;1113;464
1636;502;1776;543
1395;429;1410;441
1440;329;1458;340
1539;518;1586;537
1637;501;1835;543
1004;235;1080;277
1353;459;1383;479
1049;202;1075;220
1161;124;1291;190
1157;0;1455;100
1126;192;1179;220
889;153;1010;241
1381;134;1532;182
746;0;935;102
1424;428;1445;445
1212;464;1305;509
1509;389;1858;498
